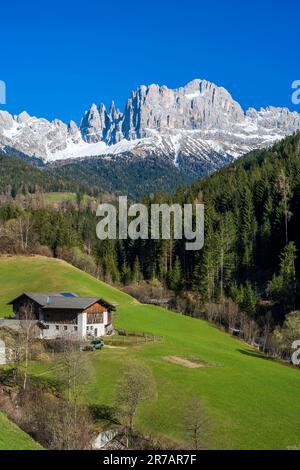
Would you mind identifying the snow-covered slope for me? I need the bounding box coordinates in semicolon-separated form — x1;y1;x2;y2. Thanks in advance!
1;79;300;177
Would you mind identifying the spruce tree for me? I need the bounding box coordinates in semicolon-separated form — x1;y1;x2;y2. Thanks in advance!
168;256;183;292
132;256;143;284
267;242;297;311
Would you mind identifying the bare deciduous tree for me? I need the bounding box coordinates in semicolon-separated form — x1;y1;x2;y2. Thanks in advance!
22;388;93;450
261;311;273;353
19;303;39;391
5;305;38;390
184;395;209;450
225;298;240;330
115;359;156;447
57;335;90;436
3;214;34;252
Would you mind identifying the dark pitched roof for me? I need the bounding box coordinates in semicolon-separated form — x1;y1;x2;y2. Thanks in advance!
8;292;116;311
42;296;101;310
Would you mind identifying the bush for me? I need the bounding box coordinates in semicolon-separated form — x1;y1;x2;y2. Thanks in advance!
33;244;53;257
56;246;98;277
123;281;171;305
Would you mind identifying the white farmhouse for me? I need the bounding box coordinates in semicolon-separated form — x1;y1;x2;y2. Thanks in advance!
8;292;115;339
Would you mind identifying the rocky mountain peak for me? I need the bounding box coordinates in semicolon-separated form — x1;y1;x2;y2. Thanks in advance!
0;79;300;174
17;111;31;124
80;103;106;143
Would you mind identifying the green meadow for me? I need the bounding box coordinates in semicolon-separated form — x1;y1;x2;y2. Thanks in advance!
0;411;42;450
43;192;77;203
43;192;92;204
0;256;300;449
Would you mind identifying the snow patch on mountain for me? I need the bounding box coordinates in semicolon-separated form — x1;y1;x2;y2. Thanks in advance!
47;137;140;161
1;79;300;177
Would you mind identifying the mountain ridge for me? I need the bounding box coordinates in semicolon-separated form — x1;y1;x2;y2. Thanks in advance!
1;79;300;180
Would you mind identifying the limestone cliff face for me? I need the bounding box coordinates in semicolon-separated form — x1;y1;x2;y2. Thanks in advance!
121;80;245;139
1;79;300;174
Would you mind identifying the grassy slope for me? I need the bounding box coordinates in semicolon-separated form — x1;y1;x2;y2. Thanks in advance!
43;192;93;204
43;192;77;203
0;411;42;450
0;256;300;449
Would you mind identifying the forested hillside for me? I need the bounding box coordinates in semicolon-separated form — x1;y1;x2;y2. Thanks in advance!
1;133;300;355
48;153;193;199
0;154;95;196
0;150;192;199
181;131;300;304
108;132;300;319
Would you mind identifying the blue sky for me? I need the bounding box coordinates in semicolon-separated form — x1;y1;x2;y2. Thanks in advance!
0;0;299;123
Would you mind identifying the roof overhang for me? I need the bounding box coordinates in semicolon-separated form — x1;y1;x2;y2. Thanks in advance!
8;293;116;311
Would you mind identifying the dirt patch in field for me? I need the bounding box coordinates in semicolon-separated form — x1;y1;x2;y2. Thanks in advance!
163;356;206;368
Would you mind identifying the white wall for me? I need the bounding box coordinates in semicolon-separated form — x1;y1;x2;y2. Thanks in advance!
39;309;111;339
77;311;87;338
42;323;80;338
86;322;106;338
0;339;6;365
85;310;109;338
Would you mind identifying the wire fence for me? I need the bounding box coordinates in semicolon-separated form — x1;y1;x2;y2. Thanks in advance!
104;329;164;346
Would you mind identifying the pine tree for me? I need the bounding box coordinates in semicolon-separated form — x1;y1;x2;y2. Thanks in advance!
240;282;257;318
132;256;143;284
267;242;297;311
121;261;132;285
193;247;216;302
240;187;257;269
276;169;292;245
103;254;120;284
215;213;236;301
168;256;183;292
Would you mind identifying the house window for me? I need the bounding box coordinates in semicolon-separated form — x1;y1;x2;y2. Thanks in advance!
64;326;67;331
74;326;78;331
90;325;93;330
56;325;59;330
86;326;89;331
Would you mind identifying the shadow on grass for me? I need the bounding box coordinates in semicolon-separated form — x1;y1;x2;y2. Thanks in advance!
88;403;119;425
236;348;273;361
29;374;64;393
0;367;16;386
0;368;64;394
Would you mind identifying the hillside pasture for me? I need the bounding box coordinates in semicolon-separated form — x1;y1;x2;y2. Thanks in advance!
0;256;300;449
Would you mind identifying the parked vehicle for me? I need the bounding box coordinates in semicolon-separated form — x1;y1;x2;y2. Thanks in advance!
90;339;104;350
83;339;104;351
